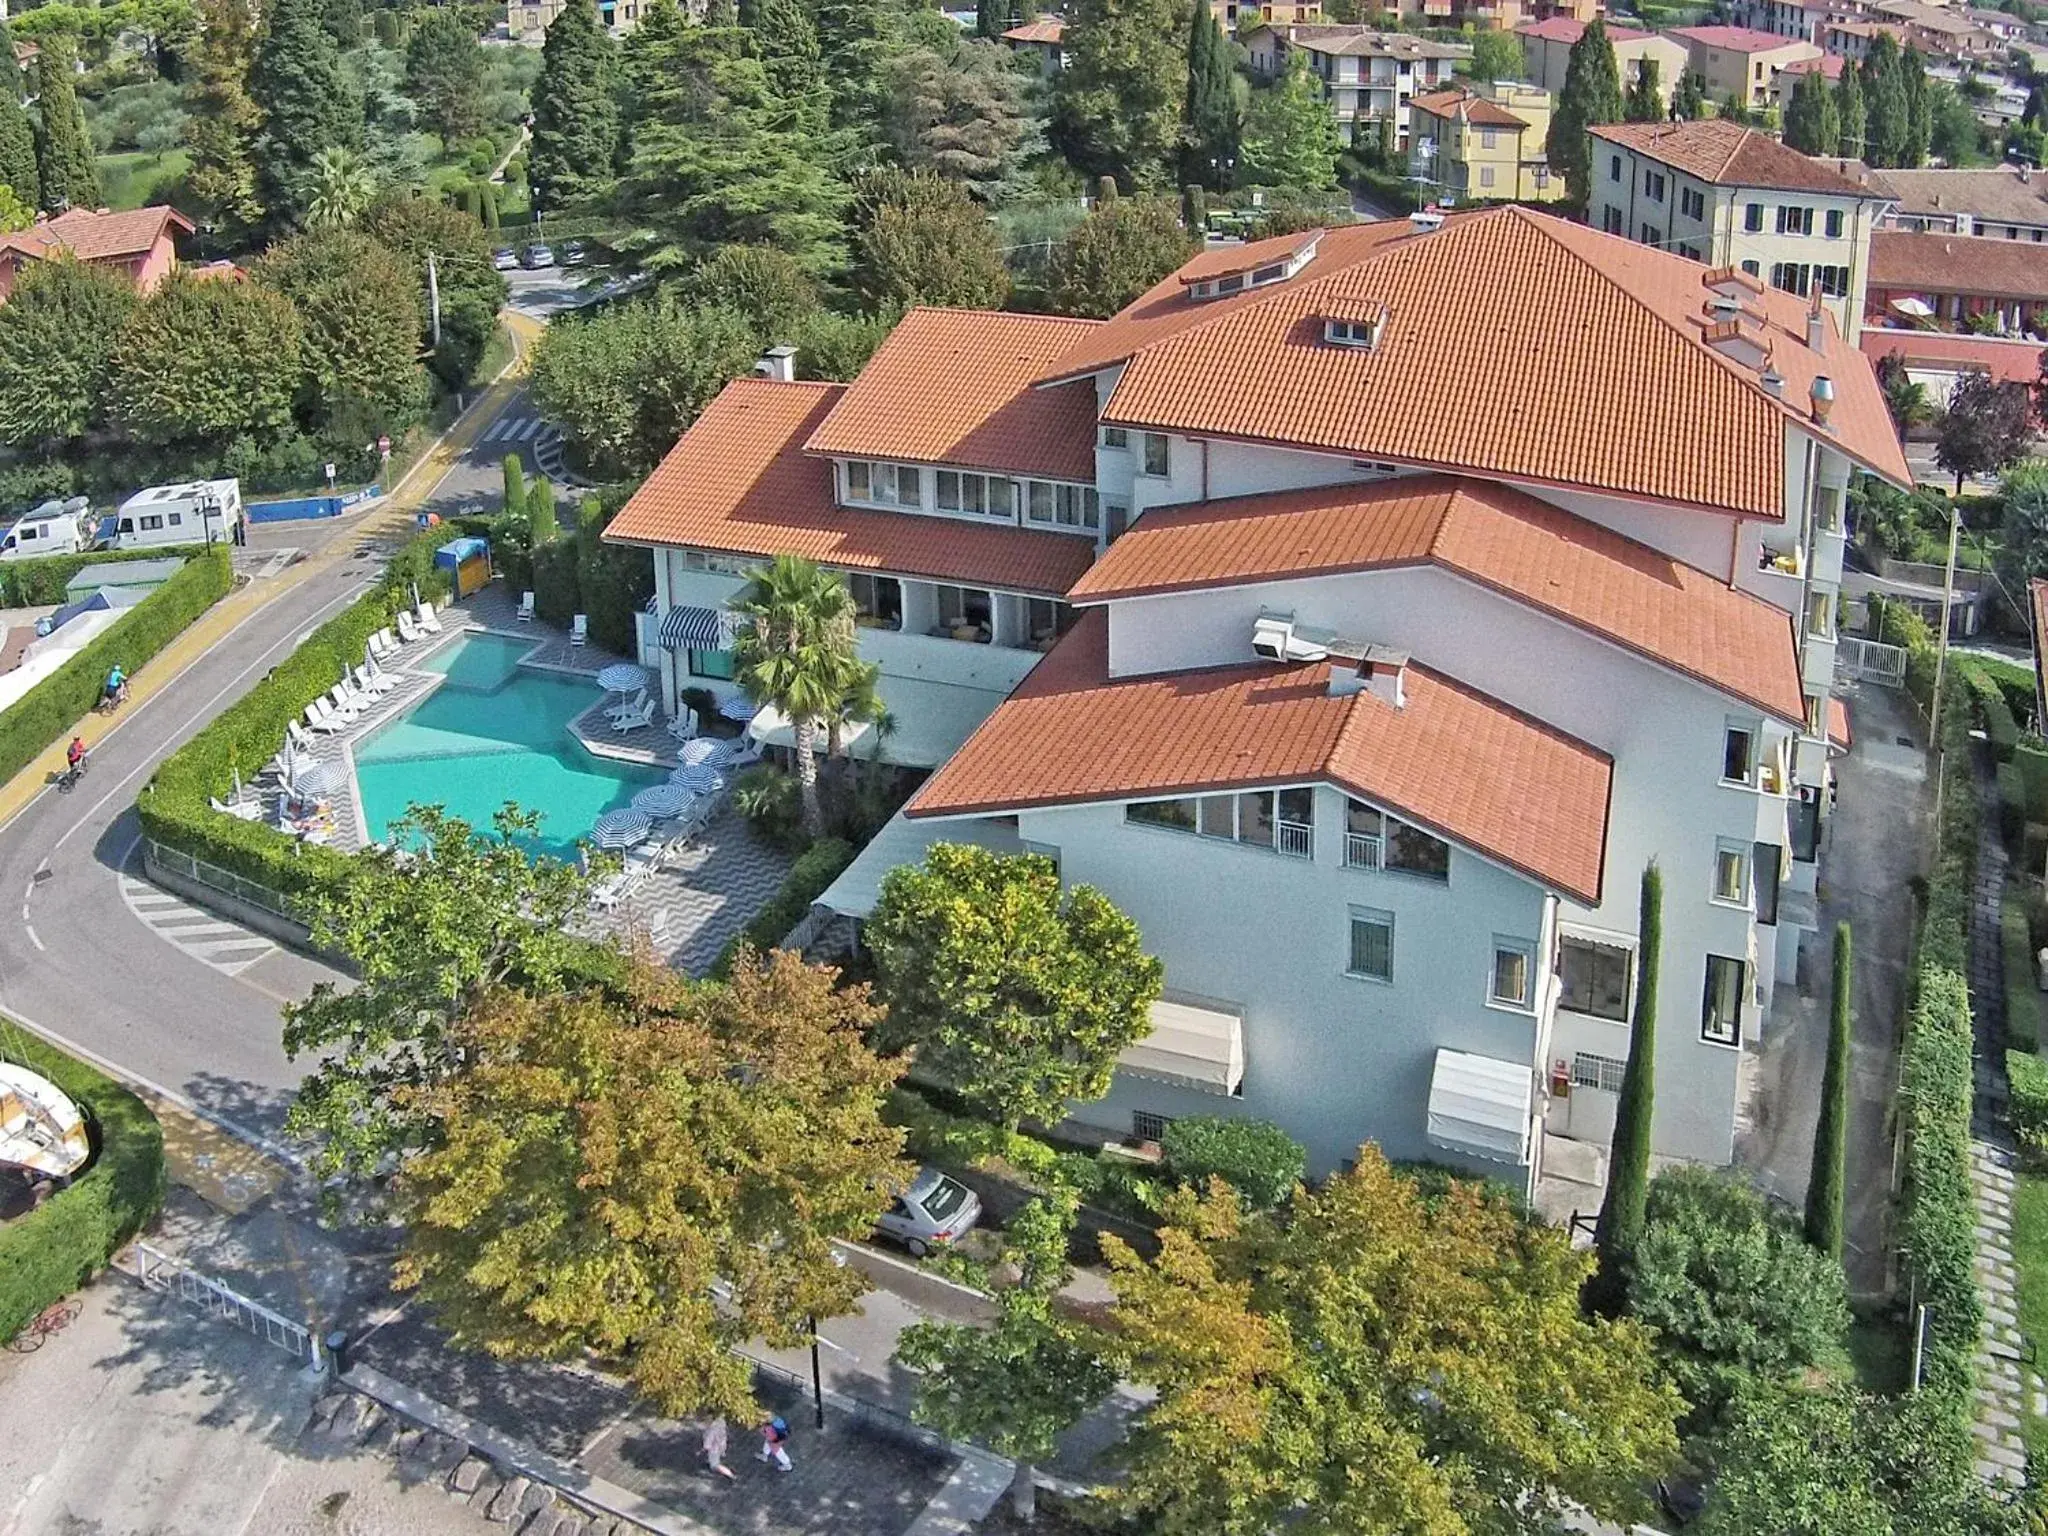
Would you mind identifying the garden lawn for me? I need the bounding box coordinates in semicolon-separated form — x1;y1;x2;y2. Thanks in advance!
96;149;190;211
2011;1169;2048;1460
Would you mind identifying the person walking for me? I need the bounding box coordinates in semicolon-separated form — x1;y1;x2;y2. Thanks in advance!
702;1415;735;1480
757;1414;792;1472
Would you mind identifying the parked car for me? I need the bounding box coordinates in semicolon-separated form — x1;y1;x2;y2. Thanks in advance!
492;247;518;271
874;1166;981;1258
521;243;556;269
562;240;589;267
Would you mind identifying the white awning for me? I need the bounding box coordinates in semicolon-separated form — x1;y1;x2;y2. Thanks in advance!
1426;1048;1534;1166
1118;997;1246;1097
748;674;1012;770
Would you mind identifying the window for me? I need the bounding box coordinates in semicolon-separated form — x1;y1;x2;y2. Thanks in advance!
1754;841;1783;925
1480;127;1497;150
1805;693;1825;737
1723;722;1756;783
1348;907;1394;982
1100;425;1128;449
1609;153;1622;182
1027;481;1054;524
687;648;736;680
1343;798;1384;869
850;462;923;508
1478;165;1496;190
1559;935;1631;1021
1025;597;1067;642
1602;205;1623;236
1251;263;1286;284
1126;797;1197;832
1677;243;1703;262
1701;955;1746;1045
1490;940;1534;1009
1805;589;1834;640
140;514;164;530
1713;841;1750;906
1385;818;1449;881
1141;433;1169;477
935;470;1016;519
1740;258;1760;277
1770;261;1811;297
1131;789;1312;857
1571;1052;1628;1093
1815;264;1850;298
1776;204;1813;236
1680;186;1706;220
1132;1110;1172;1143
1326;317;1382;347
1824;207;1843;238
1644;170;1667;202
1744;202;1764;232
848;573;902;627
1639;223;1663;249
167;512;183;526
846;460;869;500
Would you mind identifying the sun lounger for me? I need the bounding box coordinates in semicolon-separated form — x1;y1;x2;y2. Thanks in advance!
604;688;648;727
723;736;764;769
211;795;265;822
396;612;421;644
286;720;316;753
325;686;361;722
306;699;346;734
612;697;655;732
357;663;399;698
569;614;588;647
416;600;444;634
665;707;699;742
516;591;536;623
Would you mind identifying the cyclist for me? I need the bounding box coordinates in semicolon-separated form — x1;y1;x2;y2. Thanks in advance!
101;663;127;710
65;737;85;774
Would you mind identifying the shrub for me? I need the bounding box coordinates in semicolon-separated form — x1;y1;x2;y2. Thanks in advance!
1961;662;2018;762
731;764;803;849
531;537;579;626
1159;1115;1305;1210
2004;889;2040;1051
1899;966;1980;1407
0;543;207;608
0;546;233;789
2008;1050;2048;1153
0;1028;164;1342
707;837;854;979
1998;761;2026;850
2014;739;2048;823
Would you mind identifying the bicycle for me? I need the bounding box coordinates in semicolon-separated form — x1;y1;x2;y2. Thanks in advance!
57;754;88;793
7;1299;81;1352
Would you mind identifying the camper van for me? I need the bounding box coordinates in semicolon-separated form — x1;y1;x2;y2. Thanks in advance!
0;498;96;562
111;479;243;550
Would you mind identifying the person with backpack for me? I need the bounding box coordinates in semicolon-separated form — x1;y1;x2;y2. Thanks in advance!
757;1413;792;1472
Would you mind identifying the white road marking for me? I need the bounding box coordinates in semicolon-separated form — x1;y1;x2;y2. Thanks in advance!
22;924;40;952
514;417;542;441
118;868;278;976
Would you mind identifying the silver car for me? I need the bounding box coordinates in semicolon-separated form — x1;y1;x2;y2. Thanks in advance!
875;1166;981;1258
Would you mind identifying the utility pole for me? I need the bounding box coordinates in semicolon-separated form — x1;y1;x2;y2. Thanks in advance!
426;252;441;349
1928;499;1960;827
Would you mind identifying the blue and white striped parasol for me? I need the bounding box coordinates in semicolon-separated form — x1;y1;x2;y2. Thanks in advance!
668;762;727;794
632;782;696;820
717;693;758;722
292;760;347;799
591;807;653;848
677;736;728;767
596;662;649;696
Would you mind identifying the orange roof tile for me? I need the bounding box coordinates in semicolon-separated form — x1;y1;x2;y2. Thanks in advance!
1002;16;1064;41
0;205;194;265
1049;206;1907;517
1827;695;1851;753
1870;230;2048;303
1668;23;1810;51
604;379;1098;597
1589;120;1876;196
1408;87;1529;129
907;610;1614;905
803;308;1102;482
1176;229;1325;284
1068;475;1806;722
1516;16;1651;41
1859;328;2045;388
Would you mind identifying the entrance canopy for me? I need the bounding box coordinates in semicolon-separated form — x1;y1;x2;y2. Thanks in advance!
1118;997;1246;1097
1426;1048;1533;1165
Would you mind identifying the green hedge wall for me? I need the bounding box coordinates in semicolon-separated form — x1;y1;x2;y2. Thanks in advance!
708;837;855;980
0;546;234;789
1959;661;2018;763
0;1029;165;1342
2004;888;2039;1051
0;544;210;608
2008;1050;2048;1153
136;531;455;903
2015;739;2048;826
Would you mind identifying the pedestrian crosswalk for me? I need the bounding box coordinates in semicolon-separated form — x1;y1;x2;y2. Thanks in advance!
480;413;547;444
118;870;277;977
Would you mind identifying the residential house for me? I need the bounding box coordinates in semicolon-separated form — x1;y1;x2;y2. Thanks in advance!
505;0;567;35
1771;51;1846;110
1857;326;2046;400
1667;24;1823;111
1868;164;2048;244
1407;82;1563;203
612;207;1907;1196
1243;25;1469;147
0;205;194;303
1001;16;1066;74
1588;119;1886;340
1867;228;2048;334
1728;0;1836;43
1514;18;1688;111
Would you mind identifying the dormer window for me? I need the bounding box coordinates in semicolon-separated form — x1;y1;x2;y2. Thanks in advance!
1325;318;1382;348
1181;231;1326;301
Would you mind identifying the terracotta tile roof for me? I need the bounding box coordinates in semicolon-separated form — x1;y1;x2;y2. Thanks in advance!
1176;229;1324;283
1668;23;1811;50
1053;205;1908;517
604;378;1098;597
1589;120;1877;196
1870;230;2048;302
1870;166;2048;229
1068;474;1807;722
1516;16;1650;41
1002;16;1064;41
1268;24;1469;57
906;609;1614;905
1782;54;1847;78
1859;328;2046;388
1827;695;1850;753
0;205;194;265
1408;87;1529;129
803;308;1102;482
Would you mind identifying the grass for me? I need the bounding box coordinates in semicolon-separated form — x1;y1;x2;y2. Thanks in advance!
96;148;189;212
1846;1306;1912;1395
2012;1169;2048;1459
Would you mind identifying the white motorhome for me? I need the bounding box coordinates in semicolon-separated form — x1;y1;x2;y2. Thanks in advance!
112;479;242;550
0;497;95;561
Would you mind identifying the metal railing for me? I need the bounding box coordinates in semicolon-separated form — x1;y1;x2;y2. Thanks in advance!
1837;636;1908;687
1344;832;1383;871
122;1241;323;1368
145;839;300;921
1275;821;1313;860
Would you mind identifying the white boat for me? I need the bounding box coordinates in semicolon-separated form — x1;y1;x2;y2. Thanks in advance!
0;1061;91;1180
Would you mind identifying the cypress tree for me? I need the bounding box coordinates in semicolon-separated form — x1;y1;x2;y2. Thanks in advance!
33;37;100;214
502;453;526;523
1182;2;1238;190
0;81;36;210
1589;861;1660;1316
250;0;364;225
814;0;896;138
1784;70;1840;156
1805;923;1852;1259
1902;42;1929;167
1546;19;1621;212
1860;34;1906;167
1835;65;1865;159
753;0;826;131
1623;58;1660;124
0;15;23;100
529;0;620;213
704;0;737;25
1673;69;1705;121
976;0;1006;39
528;477;557;546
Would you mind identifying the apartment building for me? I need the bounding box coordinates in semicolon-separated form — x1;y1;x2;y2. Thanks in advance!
1871;165;2048;243
1588;119;1886;341
608;208;1906;1195
1514;17;1688;111
1407;82;1563;203
1243;25;1469;147
1728;0;1836;42
1868;229;2048;333
1667;24;1823;110
1771;52;1845;111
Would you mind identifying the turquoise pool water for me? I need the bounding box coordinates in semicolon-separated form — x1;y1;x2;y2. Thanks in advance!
353;632;661;859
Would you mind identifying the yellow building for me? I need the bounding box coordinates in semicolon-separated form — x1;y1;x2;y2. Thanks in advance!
1406;83;1563;204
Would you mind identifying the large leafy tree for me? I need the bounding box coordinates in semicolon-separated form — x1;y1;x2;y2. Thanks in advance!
1046;196;1197;318
1783;69;1840;156
404;6;486;145
684;243;819;341
813;0;902;138
1102;1149;1684;1535
880;38;1038;201
251;0;364;226
255;228;428;439
867;844;1163;1127
1673;67;1706;122
183;0;264;236
361;194;508;387
1936;367;2036;492
33;36;100;213
1861;33;1908;167
528;0;619;213
1546;18;1621;212
1239;56;1338;190
1051;0;1189;189
110;274;302;445
1182;0;1237;190
898;1190;1115;1521
730;554;871;835
1464;28;1523;85
0;14;21;100
0;257;137;446
1589;861;1659;1314
1805;923;1851;1257
751;0;825;131
396;949;909;1420
281;806;595;1182
853;167;1008;310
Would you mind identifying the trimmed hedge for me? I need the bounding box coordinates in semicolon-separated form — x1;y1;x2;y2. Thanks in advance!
1997;761;2026;851
136;531;455;903
1959;661;2018;763
2014;739;2048;826
708;836;855;979
2008;1050;2048;1154
0;1028;165;1343
0;543;209;608
1160;1115;1306;1210
0;545;234;789
2004;887;2039;1051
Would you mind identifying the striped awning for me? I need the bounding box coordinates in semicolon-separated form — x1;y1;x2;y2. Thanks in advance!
658;605;733;649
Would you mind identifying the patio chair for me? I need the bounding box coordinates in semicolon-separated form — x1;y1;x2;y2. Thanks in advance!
612;696;655;732
665;707;699;743
723;735;765;770
374;627;401;657
396;611;422;644
210;795;264;822
516;591;536;623
286;720;316;753
570;614;589;647
325;686;361;723
366;630;395;661
416;600;444;634
305;699;346;734
604;688;649;727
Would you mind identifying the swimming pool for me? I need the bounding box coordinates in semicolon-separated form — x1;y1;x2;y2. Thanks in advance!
353;632;663;859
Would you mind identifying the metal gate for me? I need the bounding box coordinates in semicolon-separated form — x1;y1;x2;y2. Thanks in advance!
122;1241;324;1368
1837;637;1908;687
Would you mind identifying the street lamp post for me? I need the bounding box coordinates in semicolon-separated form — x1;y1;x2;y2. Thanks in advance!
807;1314;825;1430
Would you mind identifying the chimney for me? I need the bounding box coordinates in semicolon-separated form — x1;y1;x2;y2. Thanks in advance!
1805;282;1827;351
1761;368;1786;397
755;344;798;383
1361;645;1408;709
1809;374;1836;427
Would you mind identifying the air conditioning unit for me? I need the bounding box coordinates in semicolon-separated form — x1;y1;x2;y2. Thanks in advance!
1252;610;1335;663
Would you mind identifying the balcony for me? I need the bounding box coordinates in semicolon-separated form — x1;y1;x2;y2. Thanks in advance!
1344;831;1383;870
1751;545;1806;613
1277;820;1314;860
1812;518;1846;588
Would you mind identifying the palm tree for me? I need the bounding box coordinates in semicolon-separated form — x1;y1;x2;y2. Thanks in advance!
731;555;861;837
302;146;377;230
